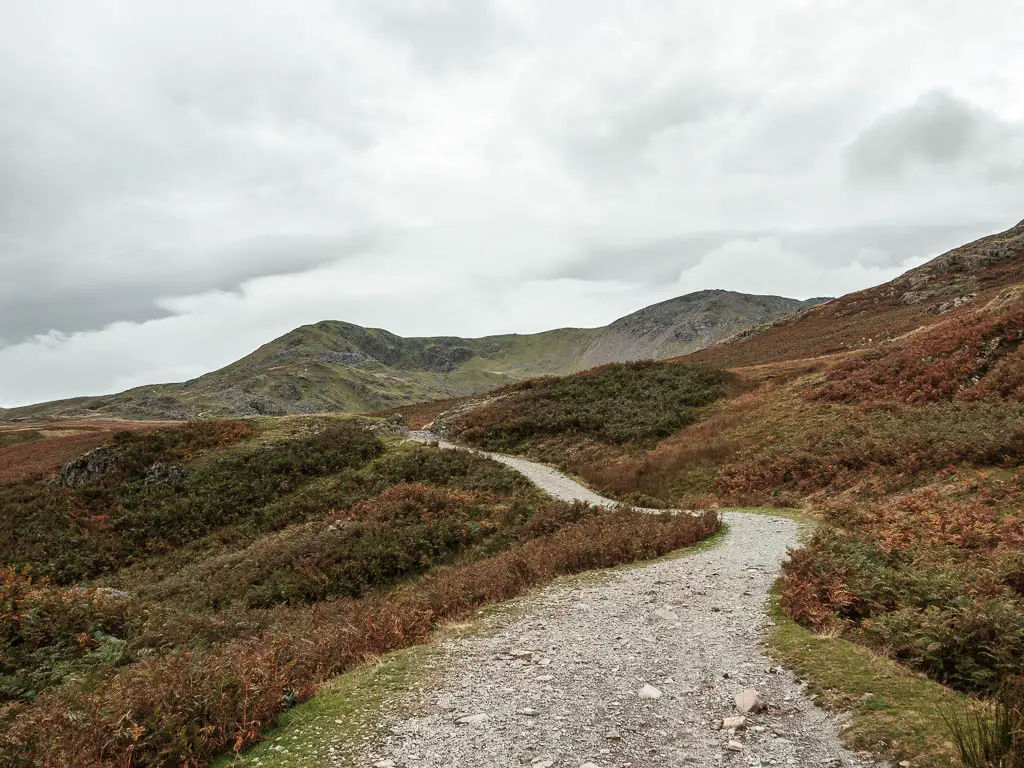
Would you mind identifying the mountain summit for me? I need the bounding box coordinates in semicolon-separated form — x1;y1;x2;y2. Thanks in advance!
4;290;824;420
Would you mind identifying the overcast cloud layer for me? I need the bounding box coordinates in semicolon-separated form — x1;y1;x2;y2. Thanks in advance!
2;0;1023;407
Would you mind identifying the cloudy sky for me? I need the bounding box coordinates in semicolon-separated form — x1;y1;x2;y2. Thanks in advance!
2;0;1023;407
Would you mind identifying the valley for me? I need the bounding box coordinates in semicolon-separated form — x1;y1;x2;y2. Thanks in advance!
2;219;1023;767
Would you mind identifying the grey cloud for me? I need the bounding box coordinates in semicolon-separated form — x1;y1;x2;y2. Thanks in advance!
1;1;1023;405
561;222;1005;287
358;0;516;70
552;76;750;179
0;233;375;346
845;90;1021;181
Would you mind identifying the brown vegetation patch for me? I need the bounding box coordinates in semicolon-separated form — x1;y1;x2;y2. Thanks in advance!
811;302;1024;404
1;509;719;767
0;421;175;483
683;221;1024;370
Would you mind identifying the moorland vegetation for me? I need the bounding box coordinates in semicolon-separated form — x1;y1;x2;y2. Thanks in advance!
0;418;717;767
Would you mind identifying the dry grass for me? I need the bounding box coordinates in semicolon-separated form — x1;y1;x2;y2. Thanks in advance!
1;509;719;767
811;302;1024;404
0;421;173;483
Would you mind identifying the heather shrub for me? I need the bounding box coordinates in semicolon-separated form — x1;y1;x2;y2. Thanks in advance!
781;528;1024;693
811;304;1024;405
85;419;256;487
368;444;532;494
0;421;384;583
145;483;507;610
1;510;720;767
0;570;139;701
450;361;732;452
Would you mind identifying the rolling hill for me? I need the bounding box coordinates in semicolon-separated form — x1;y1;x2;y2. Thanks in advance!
2;290;825;421
432;217;1024;764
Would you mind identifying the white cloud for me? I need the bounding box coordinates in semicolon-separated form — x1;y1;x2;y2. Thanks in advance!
677;238;932;301
1;0;1023;405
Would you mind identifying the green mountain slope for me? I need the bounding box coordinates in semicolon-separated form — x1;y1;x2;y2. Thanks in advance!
5;290;825;420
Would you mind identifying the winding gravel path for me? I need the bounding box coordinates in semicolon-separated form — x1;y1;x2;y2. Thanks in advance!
406;431;645;510
364;434;883;768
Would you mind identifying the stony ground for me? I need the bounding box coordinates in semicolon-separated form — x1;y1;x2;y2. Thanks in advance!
407;431;614;507
357;437;884;768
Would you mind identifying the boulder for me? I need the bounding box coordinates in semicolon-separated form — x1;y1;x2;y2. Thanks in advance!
653;606;679;622
721;715;746;731
734;688;766;714
370;413;408;436
60;446;119;488
144;461;189;484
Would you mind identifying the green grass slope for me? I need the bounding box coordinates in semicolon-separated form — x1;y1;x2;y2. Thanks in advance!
4;290;823;421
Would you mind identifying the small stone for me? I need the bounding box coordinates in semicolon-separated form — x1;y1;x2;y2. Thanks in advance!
581;763;602;768
735;689;766;714
899;763;911;768
518;707;539;716
654;606;679;621
605;730;622;740
727;740;744;752
456;713;489;725
721;716;746;731
532;761;554;768
638;684;663;700
374;762;396;768
536;674;554;682
510;649;534;660
538;658;552;667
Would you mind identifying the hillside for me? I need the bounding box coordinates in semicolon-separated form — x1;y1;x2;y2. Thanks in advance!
0;416;718;766
686;218;1024;368
433;218;1024;764
2;290;823;421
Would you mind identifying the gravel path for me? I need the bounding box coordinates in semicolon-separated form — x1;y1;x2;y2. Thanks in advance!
365;435;883;768
406;431;647;511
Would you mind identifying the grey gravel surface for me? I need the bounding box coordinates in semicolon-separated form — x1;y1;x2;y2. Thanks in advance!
406;431;646;510
364;434;884;768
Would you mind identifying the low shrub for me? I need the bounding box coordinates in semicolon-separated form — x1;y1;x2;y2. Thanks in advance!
781;527;1024;693
1;509;720;767
811;304;1024;405
713;400;1024;500
449;361;732;452
0;422;384;583
145;483;509;610
368;444;532;494
0;569;139;701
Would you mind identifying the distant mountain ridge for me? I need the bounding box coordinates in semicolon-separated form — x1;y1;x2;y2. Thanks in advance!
2;290;827;420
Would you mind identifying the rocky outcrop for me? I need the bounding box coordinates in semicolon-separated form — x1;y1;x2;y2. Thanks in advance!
369;413;409;437
60;446;120;488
